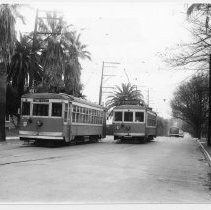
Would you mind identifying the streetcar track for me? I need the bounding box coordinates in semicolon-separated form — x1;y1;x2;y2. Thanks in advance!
0;155;69;166
0;143;150;166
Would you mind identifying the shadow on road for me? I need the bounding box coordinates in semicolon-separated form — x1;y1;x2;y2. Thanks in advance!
20;140;101;148
115;139;157;144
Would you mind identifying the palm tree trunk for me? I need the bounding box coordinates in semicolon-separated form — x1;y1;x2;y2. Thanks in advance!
0;66;6;141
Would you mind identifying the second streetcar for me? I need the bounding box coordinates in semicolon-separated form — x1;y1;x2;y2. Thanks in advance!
112;101;157;142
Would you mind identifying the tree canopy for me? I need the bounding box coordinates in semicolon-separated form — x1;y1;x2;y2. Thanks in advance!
106;83;144;111
165;4;211;72
0;4;24;141
171;73;208;138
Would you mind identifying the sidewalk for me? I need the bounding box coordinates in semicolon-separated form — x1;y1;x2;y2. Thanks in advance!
2;128;19;143
197;138;211;166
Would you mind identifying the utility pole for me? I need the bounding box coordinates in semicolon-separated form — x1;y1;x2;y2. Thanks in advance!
30;9;62;93
30;9;39;93
98;61;120;105
99;61;104;105
208;54;211;146
147;88;149;107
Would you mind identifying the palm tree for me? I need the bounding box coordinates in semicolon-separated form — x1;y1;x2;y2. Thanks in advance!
0;4;24;141
36;12;66;92
8;34;43;96
63;31;91;96
38;12;91;95
7;34;42;126
106;83;144;112
40;36;65;92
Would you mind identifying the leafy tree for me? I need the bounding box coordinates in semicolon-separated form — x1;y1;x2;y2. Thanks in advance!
0;4;24;141
187;4;211;20
106;83;144;111
171;73;208;138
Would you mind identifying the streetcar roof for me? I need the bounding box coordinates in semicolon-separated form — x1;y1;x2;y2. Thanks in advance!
113;104;156;113
170;127;179;129
113;105;144;110
22;93;105;109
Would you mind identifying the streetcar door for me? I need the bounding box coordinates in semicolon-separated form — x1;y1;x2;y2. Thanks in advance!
63;102;70;141
134;111;145;135
63;102;68;123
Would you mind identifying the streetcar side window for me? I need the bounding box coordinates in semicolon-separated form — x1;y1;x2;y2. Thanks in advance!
76;106;80;122
64;103;68;122
135;112;144;122
51;103;62;117
72;105;76;122
76;113;79;122
73;105;76;112
124;112;133;122
71;105;103;124
114;112;122;121
33;104;49;116
22;102;30;116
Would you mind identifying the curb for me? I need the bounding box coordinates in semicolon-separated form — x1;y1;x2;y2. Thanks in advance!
194;138;211;166
6;136;19;140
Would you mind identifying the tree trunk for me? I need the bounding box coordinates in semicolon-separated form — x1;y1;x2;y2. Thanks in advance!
0;70;6;141
194;125;201;139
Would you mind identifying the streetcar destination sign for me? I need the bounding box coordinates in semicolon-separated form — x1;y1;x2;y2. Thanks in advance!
33;99;49;102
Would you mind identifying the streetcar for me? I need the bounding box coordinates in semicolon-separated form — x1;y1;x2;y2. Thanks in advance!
19;93;106;144
112;100;157;142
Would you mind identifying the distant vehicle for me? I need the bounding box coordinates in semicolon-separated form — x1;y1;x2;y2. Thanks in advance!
179;129;184;138
112;101;157;142
19;93;106;144
169;127;180;137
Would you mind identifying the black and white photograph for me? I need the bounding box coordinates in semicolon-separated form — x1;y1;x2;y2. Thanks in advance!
0;0;211;206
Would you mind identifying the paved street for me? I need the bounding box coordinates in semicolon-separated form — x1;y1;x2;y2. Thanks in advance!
0;136;211;203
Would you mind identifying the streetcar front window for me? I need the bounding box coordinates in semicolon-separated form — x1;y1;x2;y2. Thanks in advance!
135;112;144;122
22;102;30;116
33;104;49;116
114;112;122;121
52;103;62;117
124;112;133;122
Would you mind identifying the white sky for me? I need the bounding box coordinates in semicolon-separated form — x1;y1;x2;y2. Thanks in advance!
13;1;197;118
